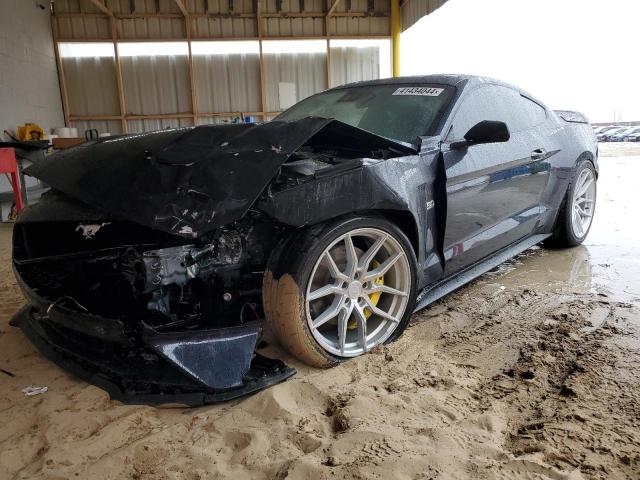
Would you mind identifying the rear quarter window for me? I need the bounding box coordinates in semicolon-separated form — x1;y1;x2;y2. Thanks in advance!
510;95;547;132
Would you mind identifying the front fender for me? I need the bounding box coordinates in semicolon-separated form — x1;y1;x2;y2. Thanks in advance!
257;151;446;289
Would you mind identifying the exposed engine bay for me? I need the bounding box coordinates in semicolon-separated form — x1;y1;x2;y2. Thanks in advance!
13;214;275;332
12;207;296;404
10;117;418;405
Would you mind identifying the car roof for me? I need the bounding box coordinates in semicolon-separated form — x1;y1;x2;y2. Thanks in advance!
328;74;550;111
330;74;518;92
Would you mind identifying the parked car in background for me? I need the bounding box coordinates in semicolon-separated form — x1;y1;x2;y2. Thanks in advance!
619;127;640;142
596;126;622;135
607;127;638;142
593;126;618;139
597;126;628;142
625;131;640;142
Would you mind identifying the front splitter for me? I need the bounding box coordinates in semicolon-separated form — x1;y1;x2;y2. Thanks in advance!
11;306;296;406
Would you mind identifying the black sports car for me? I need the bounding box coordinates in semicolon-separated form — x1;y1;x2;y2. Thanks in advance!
11;75;598;405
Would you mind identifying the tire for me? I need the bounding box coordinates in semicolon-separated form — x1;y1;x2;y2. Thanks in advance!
547;160;597;247
263;215;418;367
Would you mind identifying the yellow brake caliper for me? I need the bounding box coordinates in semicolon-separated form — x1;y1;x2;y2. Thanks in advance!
348;260;384;330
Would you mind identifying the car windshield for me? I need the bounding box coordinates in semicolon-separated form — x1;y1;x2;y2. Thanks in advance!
275;84;454;144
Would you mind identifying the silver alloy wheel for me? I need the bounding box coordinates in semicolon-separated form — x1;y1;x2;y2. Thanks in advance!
571;167;596;238
305;227;411;357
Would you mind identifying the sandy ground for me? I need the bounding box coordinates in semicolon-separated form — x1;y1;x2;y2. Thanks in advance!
1;143;639;480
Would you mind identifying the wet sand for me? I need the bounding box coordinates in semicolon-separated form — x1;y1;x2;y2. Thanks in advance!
0;143;639;479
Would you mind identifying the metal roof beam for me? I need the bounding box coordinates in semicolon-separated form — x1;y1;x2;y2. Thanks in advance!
174;0;189;17
327;0;342;16
87;0;114;18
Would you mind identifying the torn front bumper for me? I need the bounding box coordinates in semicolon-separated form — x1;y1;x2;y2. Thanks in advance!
10;269;295;406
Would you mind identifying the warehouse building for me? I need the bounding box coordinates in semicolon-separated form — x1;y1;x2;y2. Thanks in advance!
1;0;446;138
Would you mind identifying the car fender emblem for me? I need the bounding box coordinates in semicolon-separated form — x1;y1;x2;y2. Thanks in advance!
75;222;111;239
426;200;435;210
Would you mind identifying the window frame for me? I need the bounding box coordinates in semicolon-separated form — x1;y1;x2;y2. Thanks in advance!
444;84;549;142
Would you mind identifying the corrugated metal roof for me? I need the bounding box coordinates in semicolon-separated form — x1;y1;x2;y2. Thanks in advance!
190;0;256;14
118;18;187;39
329;16;389;36
263;0;325;14
401;0;448;32
53;0;392;40
55;16;112;39
263;18;325;36
191;17;258;38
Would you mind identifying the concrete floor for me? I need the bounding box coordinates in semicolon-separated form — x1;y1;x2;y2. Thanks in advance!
0;143;639;479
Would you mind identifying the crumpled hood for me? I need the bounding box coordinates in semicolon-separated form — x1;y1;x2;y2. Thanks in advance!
26;117;416;237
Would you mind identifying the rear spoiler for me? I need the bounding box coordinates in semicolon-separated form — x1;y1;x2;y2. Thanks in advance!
554;110;589;124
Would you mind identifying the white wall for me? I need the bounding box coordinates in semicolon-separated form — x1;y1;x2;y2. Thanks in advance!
0;0;63;197
0;0;63;137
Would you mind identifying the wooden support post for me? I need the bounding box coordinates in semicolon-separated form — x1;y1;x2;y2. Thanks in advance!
51;18;70;127
326;38;331;89
325;0;344;88
257;0;267;120
176;0;198;125
111;19;128;133
187;40;198;126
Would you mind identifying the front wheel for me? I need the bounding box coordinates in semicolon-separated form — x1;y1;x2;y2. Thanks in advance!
263;216;418;367
548;161;597;247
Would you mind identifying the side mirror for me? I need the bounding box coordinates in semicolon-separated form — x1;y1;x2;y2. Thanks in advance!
450;120;510;150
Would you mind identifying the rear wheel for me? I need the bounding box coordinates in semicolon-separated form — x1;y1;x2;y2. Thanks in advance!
547;161;597;247
263;216;418;367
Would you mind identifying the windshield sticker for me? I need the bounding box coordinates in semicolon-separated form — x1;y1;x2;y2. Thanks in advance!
392;87;444;96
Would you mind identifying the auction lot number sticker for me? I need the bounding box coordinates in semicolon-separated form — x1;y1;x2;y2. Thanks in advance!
392;87;444;96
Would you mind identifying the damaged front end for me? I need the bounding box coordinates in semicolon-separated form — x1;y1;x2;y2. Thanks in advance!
11;192;294;405
11;117;418;404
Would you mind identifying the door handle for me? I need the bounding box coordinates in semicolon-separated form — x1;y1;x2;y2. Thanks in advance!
531;148;547;161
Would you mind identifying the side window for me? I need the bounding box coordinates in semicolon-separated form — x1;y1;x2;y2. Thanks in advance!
509;95;547;132
448;85;512;140
448;85;547;140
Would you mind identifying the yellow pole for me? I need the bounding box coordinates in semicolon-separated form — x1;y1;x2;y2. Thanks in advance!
391;0;401;77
